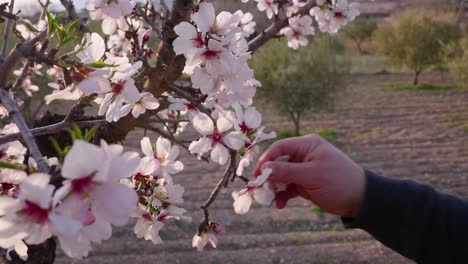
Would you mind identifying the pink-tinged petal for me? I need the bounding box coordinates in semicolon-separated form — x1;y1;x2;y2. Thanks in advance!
244;107;262;129
247;167;272;188
18;173;54;209
192;113;214;136
98;93;113;116
118;0;134;14
139;156;157;175
210;144;229;165
81;215;112;242
107;151;140;180
191;2;215;33
192;234;207;251
174;22;198;39
102;17;117;35
252;183;275;205
191;67;216;95
122;79;140;104
156;137;171;158
207;233;218;248
14;240;28;260
188;137;212;155
77;79;101;94
163;161;184;174
140;137;154;157
233;192;252;214
48;213;82;238
223;131;246;150
166;145;180;161
105;3;123;18
88;33;105;62
91;182;138;226
62;140;104;180
45;87;81;104
141;93;159;109
56;234;91;259
132;103;146;118
216;117;233;133
173;37;194;56
0;197;20;215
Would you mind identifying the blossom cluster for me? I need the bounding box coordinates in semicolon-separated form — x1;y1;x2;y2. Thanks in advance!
244;0;359;49
0;134;188;260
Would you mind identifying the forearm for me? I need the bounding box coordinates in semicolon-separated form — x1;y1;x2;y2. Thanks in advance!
342;170;468;263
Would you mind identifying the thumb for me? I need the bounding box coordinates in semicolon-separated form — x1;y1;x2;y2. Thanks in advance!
263;161;309;185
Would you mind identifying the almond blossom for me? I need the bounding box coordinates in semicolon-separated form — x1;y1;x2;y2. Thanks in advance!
192;221;225;251
0;173;81;260
86;0;136;35
72;33;111;95
53;140;139;257
124;92;160;118
234;10;256;37
140;136;184;180
280;15;315;50
310;0;360;33
256;0;279;19
189;113;246;165
232;168;275;214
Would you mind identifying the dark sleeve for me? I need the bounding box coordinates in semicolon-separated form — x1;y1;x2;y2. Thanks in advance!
342;170;468;264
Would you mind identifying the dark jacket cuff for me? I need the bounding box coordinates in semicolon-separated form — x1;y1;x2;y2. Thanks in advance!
341;170;410;229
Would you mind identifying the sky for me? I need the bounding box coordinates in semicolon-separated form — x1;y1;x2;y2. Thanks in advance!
0;0;162;17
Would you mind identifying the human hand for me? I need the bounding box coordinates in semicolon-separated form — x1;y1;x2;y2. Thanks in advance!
254;135;366;217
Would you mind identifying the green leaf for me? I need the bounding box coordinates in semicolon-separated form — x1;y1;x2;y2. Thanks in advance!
84;124;100;142
49;137;64;160
67;20;79;34
46;10;55;33
61;35;77;46
86;61;118;68
0;160;26;170
20;20;40;33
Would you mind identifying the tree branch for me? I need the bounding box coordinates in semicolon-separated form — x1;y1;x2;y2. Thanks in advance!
1;0;15;59
0;120;104;145
0;30;46;87
200;150;237;222
0;88;49;172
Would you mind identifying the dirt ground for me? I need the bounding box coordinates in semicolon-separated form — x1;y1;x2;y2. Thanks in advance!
55;72;468;264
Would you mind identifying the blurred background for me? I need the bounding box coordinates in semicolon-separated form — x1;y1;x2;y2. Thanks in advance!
2;0;468;263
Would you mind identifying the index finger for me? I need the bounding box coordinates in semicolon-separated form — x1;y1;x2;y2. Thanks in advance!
253;135;321;176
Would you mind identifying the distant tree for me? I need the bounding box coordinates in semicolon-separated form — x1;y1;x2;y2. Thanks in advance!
373;12;461;85
251;36;350;136
444;35;468;88
342;19;377;53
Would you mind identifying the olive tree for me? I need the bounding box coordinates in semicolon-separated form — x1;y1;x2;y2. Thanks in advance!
373;11;460;85
342;19;376;53
251;36;350;136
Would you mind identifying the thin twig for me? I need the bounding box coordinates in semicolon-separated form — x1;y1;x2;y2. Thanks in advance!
59;0;89;34
12;60;31;89
160;0;170;16
136;6;162;39
1;0;15;59
0;88;49;172
0;30;46;87
200;150;237;222
136;123;191;147
169;84;213;121
0;120;104;145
